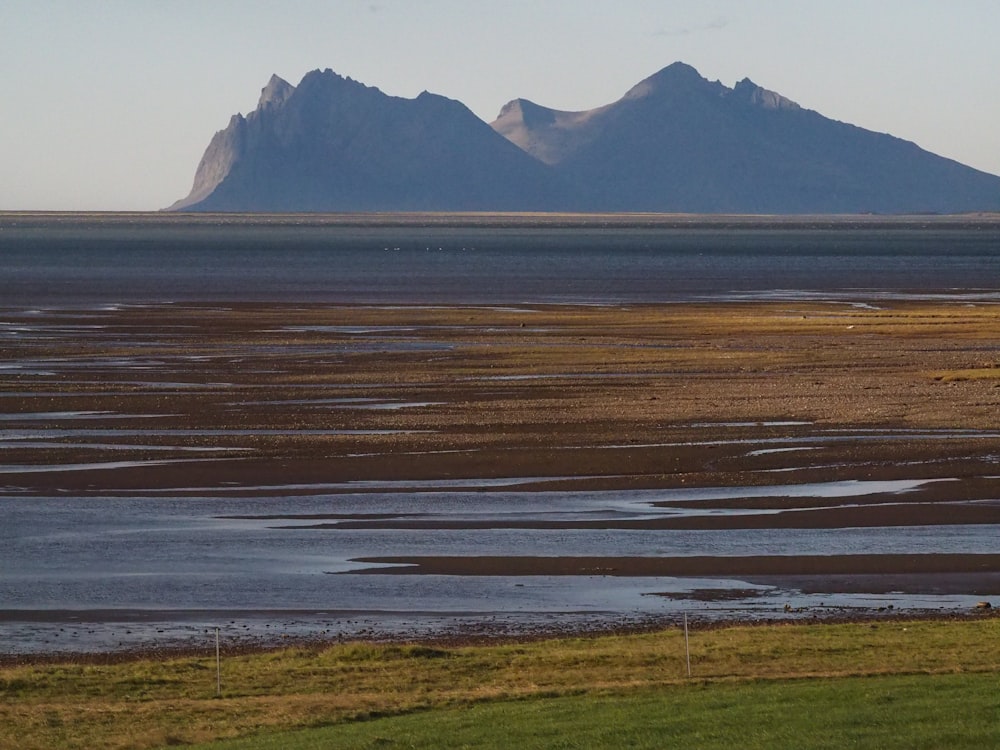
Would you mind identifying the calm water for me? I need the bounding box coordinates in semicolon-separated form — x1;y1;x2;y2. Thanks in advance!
2;215;1000;653
3;475;1000;653
2;218;1000;305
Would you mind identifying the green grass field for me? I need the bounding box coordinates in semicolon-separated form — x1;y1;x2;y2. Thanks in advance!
2;616;998;749
193;672;1000;750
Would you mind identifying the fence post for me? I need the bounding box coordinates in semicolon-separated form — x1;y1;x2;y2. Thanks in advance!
216;627;221;696
684;613;692;678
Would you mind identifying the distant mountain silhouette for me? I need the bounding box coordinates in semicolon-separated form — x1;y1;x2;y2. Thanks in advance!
493;62;1000;213
170;63;1000;214
168;69;557;212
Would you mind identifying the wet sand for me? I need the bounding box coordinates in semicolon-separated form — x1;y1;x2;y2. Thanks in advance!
3;300;1000;650
5;300;1000;490
346;555;1000;597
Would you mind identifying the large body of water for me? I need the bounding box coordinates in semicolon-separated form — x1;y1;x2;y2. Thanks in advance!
2;214;999;654
3;215;1000;305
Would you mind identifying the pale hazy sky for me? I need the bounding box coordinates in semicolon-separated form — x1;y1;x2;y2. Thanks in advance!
2;0;999;211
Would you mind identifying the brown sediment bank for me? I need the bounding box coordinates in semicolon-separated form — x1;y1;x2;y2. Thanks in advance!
343;554;1000;598
4;301;1000;500
345;554;1000;577
3;300;1000;488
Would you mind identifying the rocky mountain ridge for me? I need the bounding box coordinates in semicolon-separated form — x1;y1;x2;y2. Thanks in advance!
169;63;1000;213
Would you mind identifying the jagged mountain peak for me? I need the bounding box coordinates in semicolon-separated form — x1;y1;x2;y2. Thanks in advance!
491;97;599;166
414;89;457;106
731;77;800;110
169;68;557;212
293;67;378;97
257;74;294;109
622;61;724;101
495;98;558;127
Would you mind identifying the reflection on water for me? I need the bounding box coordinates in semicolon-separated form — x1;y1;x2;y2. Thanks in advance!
2;475;1000;653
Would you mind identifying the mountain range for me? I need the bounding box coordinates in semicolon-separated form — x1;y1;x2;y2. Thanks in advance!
168;63;1000;214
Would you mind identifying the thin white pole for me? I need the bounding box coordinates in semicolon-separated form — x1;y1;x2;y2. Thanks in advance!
683;613;691;678
215;627;221;696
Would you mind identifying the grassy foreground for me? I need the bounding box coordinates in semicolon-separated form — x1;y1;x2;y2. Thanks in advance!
195;673;1000;750
1;616;998;749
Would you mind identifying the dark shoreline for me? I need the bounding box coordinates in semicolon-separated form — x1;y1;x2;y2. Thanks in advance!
3;607;996;668
4;209;1000;230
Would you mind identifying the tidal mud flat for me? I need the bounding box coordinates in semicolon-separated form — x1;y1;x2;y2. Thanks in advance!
3;299;1000;654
